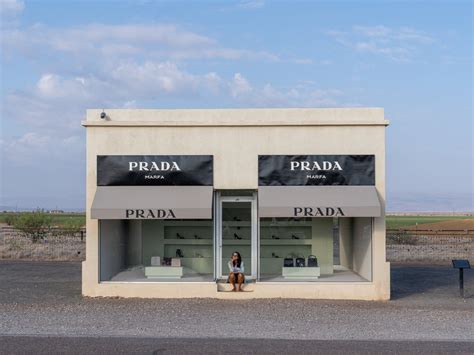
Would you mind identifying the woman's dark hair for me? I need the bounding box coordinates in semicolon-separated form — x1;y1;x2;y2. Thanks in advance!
232;251;242;268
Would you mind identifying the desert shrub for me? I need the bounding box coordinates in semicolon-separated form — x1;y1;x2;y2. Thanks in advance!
13;209;52;243
61;219;84;237
4;213;18;226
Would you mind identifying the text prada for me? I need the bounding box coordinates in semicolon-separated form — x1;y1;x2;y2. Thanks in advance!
294;207;345;217
129;161;181;171
126;209;176;219
290;161;342;171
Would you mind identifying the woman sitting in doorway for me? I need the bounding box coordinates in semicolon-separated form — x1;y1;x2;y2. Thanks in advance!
228;251;245;292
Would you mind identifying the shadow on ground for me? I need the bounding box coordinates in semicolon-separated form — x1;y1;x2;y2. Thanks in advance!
390;263;473;300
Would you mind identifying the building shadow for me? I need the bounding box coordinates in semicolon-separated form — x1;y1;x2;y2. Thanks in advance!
390;263;473;300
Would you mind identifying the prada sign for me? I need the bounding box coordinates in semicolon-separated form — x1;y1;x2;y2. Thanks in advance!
125;209;176;219
294;207;345;217
97;155;213;186
258;155;375;186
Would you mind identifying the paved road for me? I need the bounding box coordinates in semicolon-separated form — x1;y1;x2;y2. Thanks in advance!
0;261;472;354
1;336;473;354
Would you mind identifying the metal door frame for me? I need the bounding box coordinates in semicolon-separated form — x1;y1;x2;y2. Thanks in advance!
214;192;258;280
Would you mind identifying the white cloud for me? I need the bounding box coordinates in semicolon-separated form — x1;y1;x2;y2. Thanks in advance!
326;25;435;62
1;132;83;166
2;22;281;62
229;73;344;107
0;0;24;15
231;73;253;98
238;0;265;9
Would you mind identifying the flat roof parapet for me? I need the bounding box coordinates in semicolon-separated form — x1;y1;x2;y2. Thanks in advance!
82;108;389;127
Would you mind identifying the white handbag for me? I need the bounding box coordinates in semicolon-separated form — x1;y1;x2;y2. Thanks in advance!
171;258;181;267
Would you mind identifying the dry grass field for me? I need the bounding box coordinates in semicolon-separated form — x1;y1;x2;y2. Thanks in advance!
405;219;474;231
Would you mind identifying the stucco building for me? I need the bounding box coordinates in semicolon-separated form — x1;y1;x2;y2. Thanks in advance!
82;108;390;300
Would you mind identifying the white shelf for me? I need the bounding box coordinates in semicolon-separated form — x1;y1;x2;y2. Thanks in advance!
221;240;252;245
222;221;251;227
163;239;312;246
261;239;312;245
260;221;312;227
164;239;212;245
163;221;213;227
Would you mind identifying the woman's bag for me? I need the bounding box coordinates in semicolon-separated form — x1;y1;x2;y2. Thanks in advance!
307;255;318;267
283;258;294;267
295;257;305;267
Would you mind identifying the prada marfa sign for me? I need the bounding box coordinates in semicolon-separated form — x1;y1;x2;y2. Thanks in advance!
97;155;213;186
258;155;375;186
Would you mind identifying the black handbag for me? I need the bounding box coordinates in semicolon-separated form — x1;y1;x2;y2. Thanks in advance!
295;257;305;267
283;258;294;267
307;255;318;267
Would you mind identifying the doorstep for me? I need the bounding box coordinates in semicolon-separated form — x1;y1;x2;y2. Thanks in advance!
216;279;255;292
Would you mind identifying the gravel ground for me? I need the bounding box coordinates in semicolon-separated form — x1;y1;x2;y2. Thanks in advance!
0;261;472;343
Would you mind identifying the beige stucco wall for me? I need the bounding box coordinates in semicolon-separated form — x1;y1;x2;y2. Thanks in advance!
82;108;390;300
352;217;373;281
339;218;353;269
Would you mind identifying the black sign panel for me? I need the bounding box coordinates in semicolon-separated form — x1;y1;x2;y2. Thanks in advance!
97;155;213;186
258;155;375;186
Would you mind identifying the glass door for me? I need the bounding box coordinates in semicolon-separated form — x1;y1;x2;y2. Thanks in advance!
215;193;258;280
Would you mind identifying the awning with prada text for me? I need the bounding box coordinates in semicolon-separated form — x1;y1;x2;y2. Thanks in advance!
258;186;381;218
91;186;213;219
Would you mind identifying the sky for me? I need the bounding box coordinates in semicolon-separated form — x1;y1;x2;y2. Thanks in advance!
0;0;472;212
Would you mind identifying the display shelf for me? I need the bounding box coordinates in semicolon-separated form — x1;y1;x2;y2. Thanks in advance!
163;239;212;245
163;221;213;227
260;221;312;227
162;239;312;246
260;239;313;245
221;240;252;245
222;221;251;227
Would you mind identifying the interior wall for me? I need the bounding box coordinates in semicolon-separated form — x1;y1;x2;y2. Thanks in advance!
311;218;334;274
339;218;353;269
142;220;164;266
352;217;372;281
126;220;142;266
100;220;127;281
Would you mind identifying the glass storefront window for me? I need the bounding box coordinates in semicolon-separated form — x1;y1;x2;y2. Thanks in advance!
259;217;372;282
99;219;213;282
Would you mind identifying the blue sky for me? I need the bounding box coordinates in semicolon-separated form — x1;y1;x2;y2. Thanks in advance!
1;0;472;212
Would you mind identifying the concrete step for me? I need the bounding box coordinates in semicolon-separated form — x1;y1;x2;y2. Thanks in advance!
217;282;255;292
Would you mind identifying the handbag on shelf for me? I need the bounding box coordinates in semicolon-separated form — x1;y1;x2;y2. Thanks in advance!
307;255;318;267
283;258;294;267
171;258;181;267
295;257;305;267
150;256;161;266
